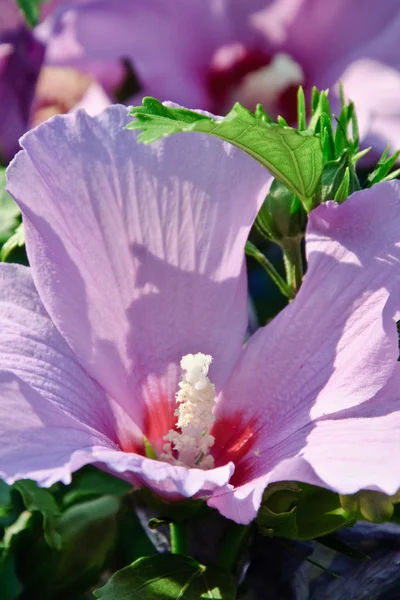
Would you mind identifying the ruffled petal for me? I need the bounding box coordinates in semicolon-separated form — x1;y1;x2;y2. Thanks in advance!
211;182;400;521
0;372;113;487
7;105;270;438
302;367;400;496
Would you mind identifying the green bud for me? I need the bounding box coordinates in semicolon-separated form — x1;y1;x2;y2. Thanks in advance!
341;490;398;523
255;180;307;242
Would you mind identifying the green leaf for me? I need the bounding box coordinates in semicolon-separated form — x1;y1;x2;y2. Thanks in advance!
0;169;20;245
0;223;24;262
0;480;11;507
62;466;131;507
308;89;331;133
0;552;22;600
16;0;48;27
367;147;400;187
320;151;360;202
294;484;355;539
94;554;236;600
334;166;350;202
257;504;298;539
297;86;306;131
13;480;61;549
256;482;300;538
128;98;323;205
316;534;369;561
54;495;120;582
2;511;32;551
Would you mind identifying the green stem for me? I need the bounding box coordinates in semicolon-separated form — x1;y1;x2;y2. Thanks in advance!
169;522;188;555
215;523;251;573
282;236;303;294
245;241;295;300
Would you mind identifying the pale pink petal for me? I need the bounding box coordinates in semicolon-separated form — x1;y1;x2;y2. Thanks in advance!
72;80;111;115
0;372;113;486
333;59;400;156
37;0;271;108
283;0;400;85
210;182;400;522
302;367;400;496
7;105;270;439
90;448;234;500
0;263;141;449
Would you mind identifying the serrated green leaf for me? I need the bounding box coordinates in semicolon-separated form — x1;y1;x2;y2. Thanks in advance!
128;98;323;205
0;169;20;245
0;223;24;262
16;0;48;27
94;554;236;600
13;480;61;549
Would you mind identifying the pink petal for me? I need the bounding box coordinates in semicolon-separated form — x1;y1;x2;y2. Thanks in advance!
302;367;400;496
0;372;113;487
333;59;400;156
211;182;400;522
7;105;270;440
0;263;141;449
284;0;400;85
38;0;271;108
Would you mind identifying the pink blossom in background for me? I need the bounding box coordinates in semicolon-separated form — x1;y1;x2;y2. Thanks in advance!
42;0;400;154
0;0;114;162
1;105;400;524
0;7;44;161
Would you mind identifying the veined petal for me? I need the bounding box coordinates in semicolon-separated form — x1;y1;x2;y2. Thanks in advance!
212;182;400;521
0;263;141;449
7;105;270;439
302;367;400;496
0;367;234;497
0;372;113;487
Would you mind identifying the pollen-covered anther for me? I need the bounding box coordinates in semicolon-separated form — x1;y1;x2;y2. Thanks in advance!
162;353;217;469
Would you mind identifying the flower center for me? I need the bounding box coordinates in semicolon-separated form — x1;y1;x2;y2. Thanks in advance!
162;353;217;469
207;44;304;120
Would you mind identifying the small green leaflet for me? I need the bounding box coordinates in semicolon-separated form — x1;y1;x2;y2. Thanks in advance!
13;480;62;549
0;168;20;245
16;0;48;27
0;223;24;262
94;554;236;600
128;98;323;206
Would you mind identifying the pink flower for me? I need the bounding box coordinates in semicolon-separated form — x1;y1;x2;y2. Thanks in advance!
42;0;400;153
1;105;400;524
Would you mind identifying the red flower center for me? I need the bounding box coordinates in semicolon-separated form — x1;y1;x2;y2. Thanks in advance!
206;44;303;123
